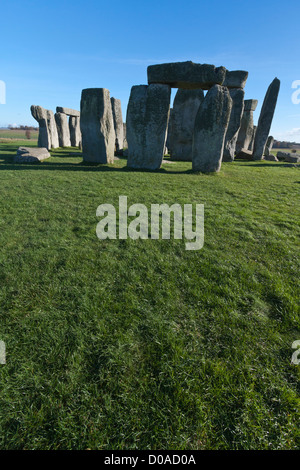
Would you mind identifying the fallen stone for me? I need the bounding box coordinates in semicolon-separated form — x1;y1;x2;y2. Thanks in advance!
276;152;300;163
14;146;50;163
276;151;287;161
69;116;81;147
111;97;124;152
55;112;71;147
192;85;232;172
170;89;204;161
285;155;300;163
80;88;115;164
147;61;226;90
223;88;245;161
223;70;248;89
126;84;171;170
235;149;253;160
56;107;80;117
253;78;280;160
263;154;278;161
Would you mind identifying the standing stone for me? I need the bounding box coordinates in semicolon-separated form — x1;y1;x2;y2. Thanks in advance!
80;88;115;164
236;99;258;154
253;78;280;160
30;106;59;150
192;85;232;173
69;116;81;147
111;97;124;152
248;125;257;152
170;89;204;161
123;123;127;149
165;108;173;153
31;105;51;149
46;110;59;149
126;84;171;170
55;112;71;147
223;88;245;161
264;135;274;156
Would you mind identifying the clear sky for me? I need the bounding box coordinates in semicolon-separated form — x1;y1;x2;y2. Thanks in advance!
0;0;300;141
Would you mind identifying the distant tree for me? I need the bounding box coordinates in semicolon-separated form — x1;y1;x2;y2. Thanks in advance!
25;130;31;140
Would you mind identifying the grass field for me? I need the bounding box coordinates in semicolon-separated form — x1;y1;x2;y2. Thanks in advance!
0;140;299;450
0;129;38;140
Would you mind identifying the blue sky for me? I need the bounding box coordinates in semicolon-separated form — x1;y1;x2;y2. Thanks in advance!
0;0;300;141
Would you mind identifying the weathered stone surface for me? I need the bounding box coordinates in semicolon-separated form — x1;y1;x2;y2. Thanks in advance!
147;61;226;90
223;88;245;162
244;99;258;112
236;99;258;153
111;97;124;152
277;152;300;163
14;146;50;163
126;84;171;170
55;112;71;147
223;70;248;89
30;106;59;150
192;85;232;172
276;151;287;161
170;89;204;161
31;105;51;149
123;123;127;149
253;78;280;160
47;110;59;149
264;135;274;156
80;88;115;163
69;116;81;147
285;154;300;163
264;154;278;161
235;149;253;160
165;108;173;153
248;125;257;152
56;107;80;117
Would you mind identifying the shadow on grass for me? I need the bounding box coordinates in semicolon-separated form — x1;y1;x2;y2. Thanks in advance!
241;163;299;168
2;143;293;174
0;160;197;175
0;144;196;174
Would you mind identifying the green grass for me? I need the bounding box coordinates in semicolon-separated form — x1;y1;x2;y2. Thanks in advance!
0;140;299;450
